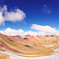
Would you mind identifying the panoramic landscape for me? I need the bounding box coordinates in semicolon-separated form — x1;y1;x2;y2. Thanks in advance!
0;0;59;59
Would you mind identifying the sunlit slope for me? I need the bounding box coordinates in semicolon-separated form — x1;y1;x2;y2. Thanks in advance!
0;33;59;57
0;53;9;59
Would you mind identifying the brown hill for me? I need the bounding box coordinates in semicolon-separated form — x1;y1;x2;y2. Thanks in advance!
0;33;59;57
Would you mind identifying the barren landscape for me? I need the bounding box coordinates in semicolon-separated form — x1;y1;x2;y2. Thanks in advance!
0;33;59;59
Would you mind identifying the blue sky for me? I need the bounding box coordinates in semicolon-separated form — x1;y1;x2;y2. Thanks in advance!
0;0;59;36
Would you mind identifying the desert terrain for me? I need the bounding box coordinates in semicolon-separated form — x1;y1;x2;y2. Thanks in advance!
0;33;59;59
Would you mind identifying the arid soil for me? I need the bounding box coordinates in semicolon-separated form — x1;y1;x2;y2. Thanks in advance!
0;33;59;59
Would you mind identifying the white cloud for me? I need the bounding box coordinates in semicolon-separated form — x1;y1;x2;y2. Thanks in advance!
0;26;59;36
43;4;51;14
0;5;7;12
24;31;38;35
0;24;59;36
0;28;38;36
31;24;59;35
0;12;4;25
0;28;24;36
0;5;26;25
31;24;56;32
4;9;25;22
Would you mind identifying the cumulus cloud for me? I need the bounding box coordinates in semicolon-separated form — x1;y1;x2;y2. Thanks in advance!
43;4;51;14
0;5;26;25
4;9;25;22
0;5;7;12
0;28;38;36
0;24;59;36
24;31;38;35
31;24;59;35
0;26;59;36
31;24;56;32
0;28;24;36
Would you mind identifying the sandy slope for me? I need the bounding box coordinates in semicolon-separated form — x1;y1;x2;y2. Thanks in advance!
0;33;59;59
0;47;59;59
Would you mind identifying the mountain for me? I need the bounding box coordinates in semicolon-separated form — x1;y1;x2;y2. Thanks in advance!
8;35;22;39
0;33;59;57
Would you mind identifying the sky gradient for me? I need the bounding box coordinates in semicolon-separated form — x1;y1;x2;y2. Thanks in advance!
0;0;59;36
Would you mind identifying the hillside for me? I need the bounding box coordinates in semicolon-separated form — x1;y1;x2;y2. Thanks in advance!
0;33;59;58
